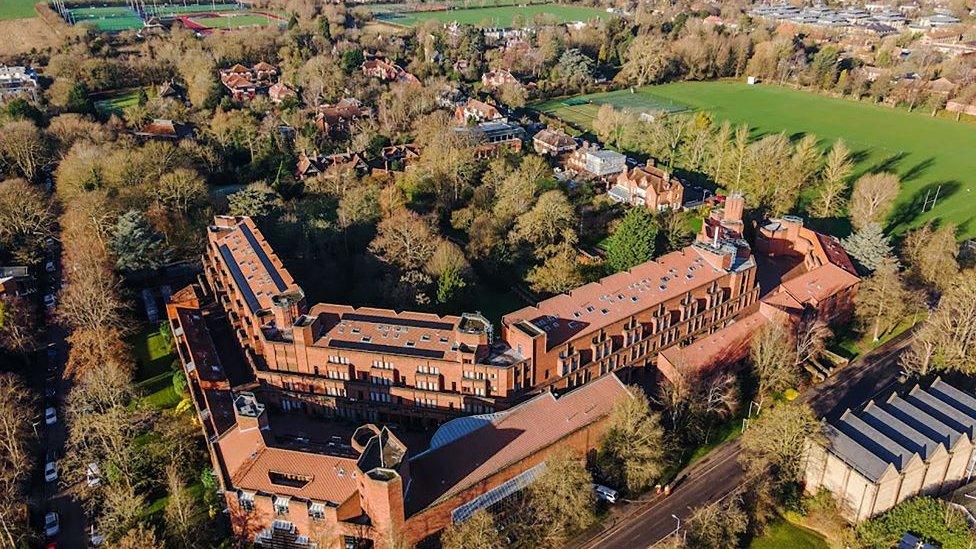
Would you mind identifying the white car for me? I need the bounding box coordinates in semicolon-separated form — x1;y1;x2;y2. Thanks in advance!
89;525;104;547
44;511;59;538
86;463;101;487
594;484;619;504
43;294;56;309
44;461;58;483
45;407;57;426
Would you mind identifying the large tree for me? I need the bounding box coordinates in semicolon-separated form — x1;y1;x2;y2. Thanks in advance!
0;297;35;356
900;222;959;292
620;34;673;87
849;173;899;231
0;373;36;548
854;257;916;342
518;449;595;546
750;322;797;399
596;387;666;494
370;210;440;272
0;178;56;264
842;223;896;273
809;139;853;218
604;207;659;274
739;402;820;502
901;271;976;376
440;510;504;549
0;119;49;182
110;210;167;274
685;496;749;549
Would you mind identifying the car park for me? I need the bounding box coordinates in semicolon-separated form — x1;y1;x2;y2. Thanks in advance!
45;407;57;425
44;512;60;538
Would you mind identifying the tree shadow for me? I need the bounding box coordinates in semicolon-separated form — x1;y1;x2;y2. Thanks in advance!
806;216;853;238
868;151;908;174
899;157;935;183
887;180;960;231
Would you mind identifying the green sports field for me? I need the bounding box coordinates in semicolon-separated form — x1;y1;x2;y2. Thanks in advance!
189;12;279;28
0;0;37;20
147;2;240;15
376;4;608;27
535;81;976;239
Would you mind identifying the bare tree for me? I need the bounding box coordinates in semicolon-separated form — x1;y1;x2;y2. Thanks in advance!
0;120;49;181
517;449;595;546
794;313;832;368
855;257;916;341
441;509;504;549
597;387;666;494
0;297;36;356
0;373;36;548
750;322;797;399
849;172;900;231
0;178;56;264
901;222;960;292
686;496;749;549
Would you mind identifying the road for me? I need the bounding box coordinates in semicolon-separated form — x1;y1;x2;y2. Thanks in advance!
577;330;915;549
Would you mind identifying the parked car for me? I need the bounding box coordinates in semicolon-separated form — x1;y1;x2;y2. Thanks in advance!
86;462;101;487
44;460;58;483
45;261;56;273
43;294;56;309
44;512;60;538
45;407;57;425
594;484;619;504
88;525;104;547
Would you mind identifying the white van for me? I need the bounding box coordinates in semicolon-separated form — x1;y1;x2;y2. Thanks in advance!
594;484;619;504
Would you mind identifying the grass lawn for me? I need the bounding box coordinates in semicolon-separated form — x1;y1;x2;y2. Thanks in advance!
376;4;608;27
750;518;829;549
190;12;280;28
535;81;976;239
93;90;142;116
0;0;37;20
130;323;181;410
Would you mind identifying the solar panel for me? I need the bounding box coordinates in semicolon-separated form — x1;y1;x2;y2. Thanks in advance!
219;244;261;313
240;222;288;292
330;339;445;359
342;313;453;331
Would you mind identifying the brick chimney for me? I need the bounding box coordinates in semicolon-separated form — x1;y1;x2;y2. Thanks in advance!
724;193;745;223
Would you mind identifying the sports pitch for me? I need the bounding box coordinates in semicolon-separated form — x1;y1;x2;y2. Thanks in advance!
375;4;608;27
535;81;976;239
0;0;38;20
189;12;280;28
67;5;144;31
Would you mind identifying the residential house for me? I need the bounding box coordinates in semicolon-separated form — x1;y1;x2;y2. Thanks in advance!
0;266;31;298
564;143;627;178
361;55;417;83
481;68;522;90
458;121;525;159
0;66;39;103
532;127;577;156
374;143;421;174
607;163;685;211
132;119;193;141
314;98;370;136
219;62;279;101
296;150;369;180
804;378;976;522
928;76;958;95
268;83;297;104
454;98;502;124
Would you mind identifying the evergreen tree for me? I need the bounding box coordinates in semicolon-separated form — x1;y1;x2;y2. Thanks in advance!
842;222;895;273
110;210;166;274
604;207;658;273
342;50;365;75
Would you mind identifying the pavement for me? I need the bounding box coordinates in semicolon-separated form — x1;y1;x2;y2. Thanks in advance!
573;329;916;549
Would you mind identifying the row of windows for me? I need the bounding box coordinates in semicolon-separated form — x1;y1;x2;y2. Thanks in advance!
237;492;326;520
418;365;440;374
415;397;438;408
369;376;393;386
369;392;391;403
328;356;350;365
372;360;394;369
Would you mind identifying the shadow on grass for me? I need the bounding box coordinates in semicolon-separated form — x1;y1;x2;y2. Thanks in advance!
887;180;960;231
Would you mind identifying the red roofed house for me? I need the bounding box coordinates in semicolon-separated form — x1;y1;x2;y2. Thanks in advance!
219;62;280;101
607;163;685;211
361;58;402;81
532;127;577;156
296;150;369;180
314;98;370;136
268;82;297;104
481;68;521;89
454;98;502;124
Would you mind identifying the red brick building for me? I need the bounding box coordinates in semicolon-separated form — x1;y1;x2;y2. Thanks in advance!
607;163;685;211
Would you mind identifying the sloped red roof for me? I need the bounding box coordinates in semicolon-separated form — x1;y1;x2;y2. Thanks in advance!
404;373;630;514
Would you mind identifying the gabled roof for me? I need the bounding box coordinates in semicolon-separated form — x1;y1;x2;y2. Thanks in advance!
821;378;976;482
404;373;630;515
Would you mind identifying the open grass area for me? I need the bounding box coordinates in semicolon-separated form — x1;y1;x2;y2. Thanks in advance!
190;12;280;28
749;518;829;549
0;0;37;20
376;3;608;27
130;323;181;410
94;89;142;116
535;81;976;239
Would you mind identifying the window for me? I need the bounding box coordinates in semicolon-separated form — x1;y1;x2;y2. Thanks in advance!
238;491;255;512
273;496;289;516
309;502;326;520
372;360;394;370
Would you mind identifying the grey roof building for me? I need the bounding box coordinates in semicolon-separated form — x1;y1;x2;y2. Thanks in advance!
805;378;976;522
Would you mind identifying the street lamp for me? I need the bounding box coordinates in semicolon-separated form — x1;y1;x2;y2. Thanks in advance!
671;514;680;537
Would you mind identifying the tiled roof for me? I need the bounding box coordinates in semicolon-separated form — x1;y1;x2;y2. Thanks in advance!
210;217;300;313
658;308;771;375
503;245;745;349
308;304;469;360
404;373;630;515
218;423;361;504
175;307;225;383
533;128;576;149
822;378;976;482
780;262;859;307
